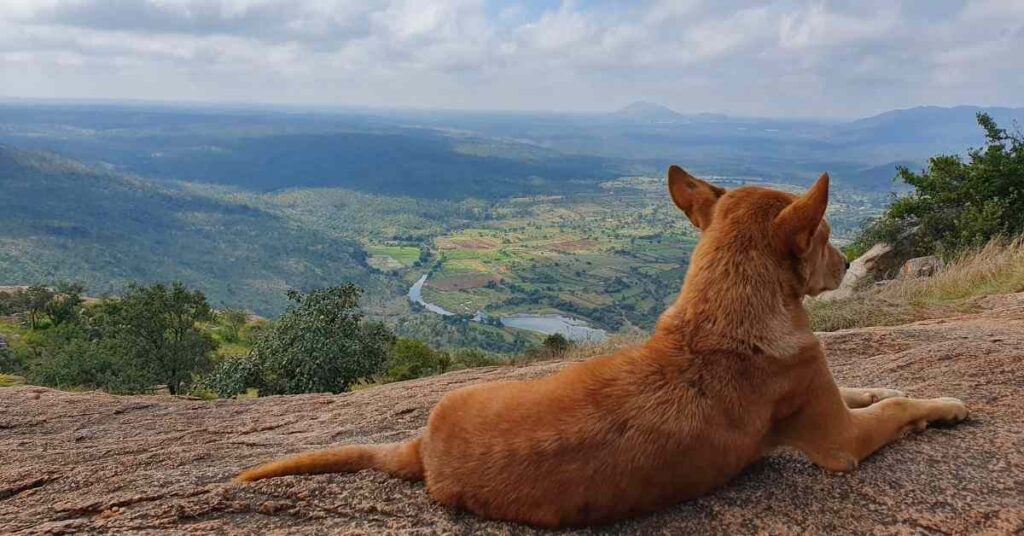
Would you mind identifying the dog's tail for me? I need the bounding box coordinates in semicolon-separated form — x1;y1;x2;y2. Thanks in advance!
234;437;424;483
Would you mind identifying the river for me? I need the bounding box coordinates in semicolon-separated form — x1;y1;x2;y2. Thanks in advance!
407;273;607;343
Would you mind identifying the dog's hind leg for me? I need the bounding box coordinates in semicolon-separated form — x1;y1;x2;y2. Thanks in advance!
839;387;906;408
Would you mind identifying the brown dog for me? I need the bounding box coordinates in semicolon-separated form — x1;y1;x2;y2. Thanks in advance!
236;167;968;528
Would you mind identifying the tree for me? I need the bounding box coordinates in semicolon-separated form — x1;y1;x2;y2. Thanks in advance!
202;353;264;398
92;282;215;395
21;286;55;330
252;284;394;395
24;323;144;393
386;338;446;381
44;282;85;327
542;333;571;357
853;113;1024;259
218;307;249;344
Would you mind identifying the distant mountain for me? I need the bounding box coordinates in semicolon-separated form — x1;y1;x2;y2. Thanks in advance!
841;160;922;190
0;104;628;199
115;132;628;197
786;105;1024;171
0;146;382;315
831;105;1024;151
611;101;683;122
2;101;1021;198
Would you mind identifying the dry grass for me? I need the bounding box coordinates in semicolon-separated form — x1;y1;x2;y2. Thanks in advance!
808;237;1024;332
0;374;25;388
507;331;647;366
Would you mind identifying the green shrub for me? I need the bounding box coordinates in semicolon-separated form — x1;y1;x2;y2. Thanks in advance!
252;284;394;395
0;346;22;374
23;323;150;393
385;338;448;382
45;282;85;327
854;113;1024;260
90;282;216;395
452;347;502;369
202;353;265;398
542;333;571;356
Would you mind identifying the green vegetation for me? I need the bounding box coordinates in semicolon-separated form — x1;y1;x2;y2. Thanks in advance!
415;181;702;332
0;285;77;330
381;339;507;383
391;313;540;355
1;280;530;397
541;333;571;357
385;338;453;382
367;245;424;269
852;114;1024;260
216;308;249;344
205;284;394;396
2;283;217;394
98;283;217;395
0;146;383;317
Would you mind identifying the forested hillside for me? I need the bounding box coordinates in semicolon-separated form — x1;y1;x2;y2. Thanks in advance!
0;146;382;314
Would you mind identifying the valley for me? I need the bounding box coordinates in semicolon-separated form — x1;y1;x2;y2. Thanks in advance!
0;101;1013;352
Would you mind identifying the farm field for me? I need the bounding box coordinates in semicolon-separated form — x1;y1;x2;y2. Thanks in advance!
404;176;886;335
366;245;423;270
416;177;703;332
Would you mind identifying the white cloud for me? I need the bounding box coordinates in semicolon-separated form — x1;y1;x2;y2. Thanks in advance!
0;0;1021;117
779;4;899;50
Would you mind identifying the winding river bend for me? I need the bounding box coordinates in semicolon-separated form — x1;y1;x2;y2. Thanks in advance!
408;273;606;343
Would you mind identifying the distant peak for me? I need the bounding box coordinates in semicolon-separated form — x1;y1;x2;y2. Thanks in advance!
612;101;682;121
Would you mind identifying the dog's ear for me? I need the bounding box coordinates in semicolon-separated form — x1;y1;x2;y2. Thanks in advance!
668;165;726;230
773;173;829;256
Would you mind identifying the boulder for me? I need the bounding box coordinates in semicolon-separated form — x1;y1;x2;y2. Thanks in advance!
816;242;899;301
900;255;945;279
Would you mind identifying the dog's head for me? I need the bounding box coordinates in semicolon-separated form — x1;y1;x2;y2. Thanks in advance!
668;165;848;297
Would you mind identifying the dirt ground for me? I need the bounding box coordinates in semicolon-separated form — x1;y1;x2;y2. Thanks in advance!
3;294;1023;535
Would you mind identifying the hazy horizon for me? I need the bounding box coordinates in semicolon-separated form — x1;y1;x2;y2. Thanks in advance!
4;94;1023;123
2;1;1023;118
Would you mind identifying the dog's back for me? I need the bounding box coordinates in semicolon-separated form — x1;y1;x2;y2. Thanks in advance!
418;345;769;526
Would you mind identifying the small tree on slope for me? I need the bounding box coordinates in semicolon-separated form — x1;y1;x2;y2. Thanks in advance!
251;284;394;395
854;113;1024;259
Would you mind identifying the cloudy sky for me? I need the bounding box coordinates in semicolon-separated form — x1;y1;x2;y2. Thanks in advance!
1;0;1022;117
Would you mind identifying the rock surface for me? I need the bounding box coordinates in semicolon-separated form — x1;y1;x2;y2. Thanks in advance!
3;295;1024;535
900;255;945;279
816;242;899;301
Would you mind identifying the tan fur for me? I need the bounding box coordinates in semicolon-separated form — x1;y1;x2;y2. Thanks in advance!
236;167;968;528
235;439;423;482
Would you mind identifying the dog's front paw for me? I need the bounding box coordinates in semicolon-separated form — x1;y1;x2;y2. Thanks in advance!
844;387;907;408
927;397;970;425
865;388;906;404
